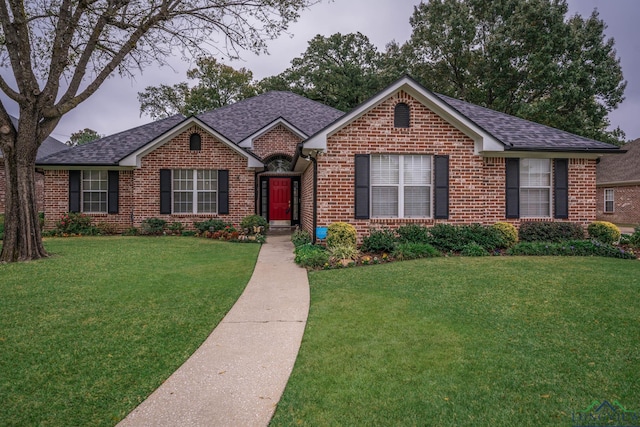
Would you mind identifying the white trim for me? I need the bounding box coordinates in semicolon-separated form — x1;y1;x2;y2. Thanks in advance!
303;76;504;155
481;150;602;160
119;116;264;168
238;118;307;149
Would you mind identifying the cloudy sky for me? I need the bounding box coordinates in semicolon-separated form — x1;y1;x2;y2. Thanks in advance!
38;0;640;143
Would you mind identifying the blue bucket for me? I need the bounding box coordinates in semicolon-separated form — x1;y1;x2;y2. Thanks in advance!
316;227;328;240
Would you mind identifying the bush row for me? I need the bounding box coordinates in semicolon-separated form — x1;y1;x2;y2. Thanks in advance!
41;212;267;243
292;221;640;269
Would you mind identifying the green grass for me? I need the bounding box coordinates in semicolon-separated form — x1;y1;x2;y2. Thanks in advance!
0;236;259;426
271;257;640;426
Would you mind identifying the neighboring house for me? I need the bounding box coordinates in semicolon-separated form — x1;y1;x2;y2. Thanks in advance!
0;123;68;212
596;138;640;226
37;76;621;239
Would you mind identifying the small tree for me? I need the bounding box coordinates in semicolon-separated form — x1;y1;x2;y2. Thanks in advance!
67;128;102;147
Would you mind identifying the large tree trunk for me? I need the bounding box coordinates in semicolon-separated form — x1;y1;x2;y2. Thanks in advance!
0;114;47;262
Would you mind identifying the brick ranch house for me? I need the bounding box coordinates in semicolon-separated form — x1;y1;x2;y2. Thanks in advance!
596;138;640;226
37;76;622;241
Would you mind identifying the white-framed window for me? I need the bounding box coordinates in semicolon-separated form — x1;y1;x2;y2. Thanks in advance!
604;188;614;213
172;169;217;213
371;154;431;218
82;170;108;213
519;158;551;217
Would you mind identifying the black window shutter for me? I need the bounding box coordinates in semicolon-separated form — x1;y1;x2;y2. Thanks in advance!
160;169;171;214
505;158;520;218
554;158;569;219
354;154;370;219
433;155;449;219
218;170;229;215
108;171;119;214
69;170;81;212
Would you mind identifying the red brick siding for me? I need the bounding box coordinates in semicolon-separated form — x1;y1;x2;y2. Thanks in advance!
300;163;315;234
310;91;598;241
252;124;302;161
44;125;255;230
596;184;640;225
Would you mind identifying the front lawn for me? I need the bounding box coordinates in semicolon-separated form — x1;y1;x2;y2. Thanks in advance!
271;257;640;426
0;237;259;426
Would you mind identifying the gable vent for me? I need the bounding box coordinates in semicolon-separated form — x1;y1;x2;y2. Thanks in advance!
394;103;410;128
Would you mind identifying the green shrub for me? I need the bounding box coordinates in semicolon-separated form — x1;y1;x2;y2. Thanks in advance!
461;242;489;257
181;230;196;237
121;227;139;236
392;242;440;260
507;240;635;259
326;222;357;250
492;222;518;248
96;221;119;235
240;215;269;234
427;224;501;252
56;212;98;235
330;244;360;262
193;219;230;234
140;218;167;235
396;224;430;244
167;221;184;235
291;229;312;247
587;221;620;245
294;244;330;268
0;214;4;240
518;221;584;243
361;228;397;253
630;227;640;247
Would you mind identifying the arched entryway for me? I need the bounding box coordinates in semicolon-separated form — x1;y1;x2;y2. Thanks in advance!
259;155;300;227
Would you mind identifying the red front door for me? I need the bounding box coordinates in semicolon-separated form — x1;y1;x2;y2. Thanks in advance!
269;178;292;221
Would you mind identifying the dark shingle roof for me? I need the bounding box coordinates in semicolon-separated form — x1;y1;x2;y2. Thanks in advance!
37;136;69;160
38;115;185;165
596;138;640;184
196;91;344;143
436;93;618;151
37;92;343;166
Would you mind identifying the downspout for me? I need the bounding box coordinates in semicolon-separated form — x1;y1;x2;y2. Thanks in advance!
297;145;318;244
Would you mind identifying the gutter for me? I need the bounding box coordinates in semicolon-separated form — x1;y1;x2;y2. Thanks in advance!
296;144;318;244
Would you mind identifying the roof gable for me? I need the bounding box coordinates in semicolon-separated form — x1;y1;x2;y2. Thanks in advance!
302;76;504;155
119;117;264;168
301;76;621;157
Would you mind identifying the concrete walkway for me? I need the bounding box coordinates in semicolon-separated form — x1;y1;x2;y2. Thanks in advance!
117;234;309;427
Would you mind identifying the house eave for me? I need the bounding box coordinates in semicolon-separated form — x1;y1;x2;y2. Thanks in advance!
480;149;618;159
596;180;640;187
37;163;135;170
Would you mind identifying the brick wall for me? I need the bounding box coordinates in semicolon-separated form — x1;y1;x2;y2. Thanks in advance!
252;124;302;161
596;184;640;225
306;91;598;241
44;125;256;231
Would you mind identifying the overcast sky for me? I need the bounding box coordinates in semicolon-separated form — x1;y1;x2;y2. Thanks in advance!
36;0;640;143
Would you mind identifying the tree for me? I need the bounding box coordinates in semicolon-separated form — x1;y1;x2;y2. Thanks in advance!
259;32;384;111
397;0;626;144
0;0;318;262
138;57;258;120
67;128;102;147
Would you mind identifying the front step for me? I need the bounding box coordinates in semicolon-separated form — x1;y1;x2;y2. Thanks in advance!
268;221;294;235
